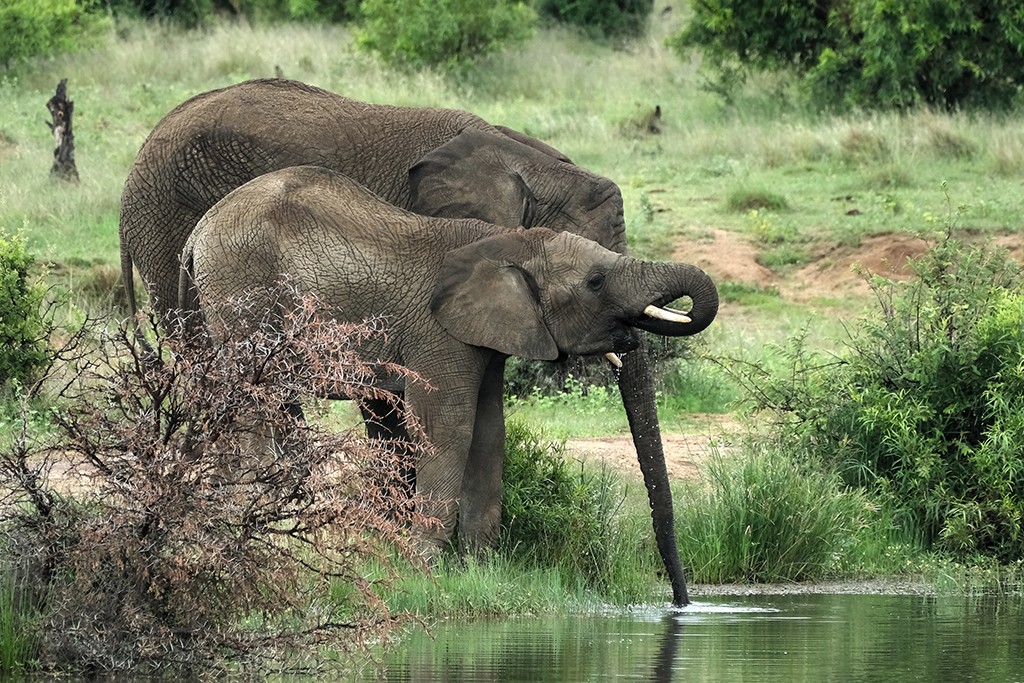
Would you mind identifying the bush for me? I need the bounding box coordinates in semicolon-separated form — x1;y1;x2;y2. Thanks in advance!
0;0;107;68
101;0;213;27
357;0;537;69
0;290;429;676
501;419;629;591
672;0;1024;110
675;444;875;583
735;234;1024;562
0;233;48;396
539;0;652;40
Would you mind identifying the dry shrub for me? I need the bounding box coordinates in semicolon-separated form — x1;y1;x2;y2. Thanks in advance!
1;287;435;677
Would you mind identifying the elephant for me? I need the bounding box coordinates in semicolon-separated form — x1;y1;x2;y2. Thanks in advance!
177;166;719;569
120;78;716;606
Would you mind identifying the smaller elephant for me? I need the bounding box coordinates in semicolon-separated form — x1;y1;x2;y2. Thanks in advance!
179;166;717;553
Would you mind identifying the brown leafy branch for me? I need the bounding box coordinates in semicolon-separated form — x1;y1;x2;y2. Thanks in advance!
1;286;437;676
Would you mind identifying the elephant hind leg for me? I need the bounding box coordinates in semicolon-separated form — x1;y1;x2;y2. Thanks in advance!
359;395;415;500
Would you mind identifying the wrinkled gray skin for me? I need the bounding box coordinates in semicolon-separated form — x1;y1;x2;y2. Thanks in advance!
179;166;719;562
121;78;717;606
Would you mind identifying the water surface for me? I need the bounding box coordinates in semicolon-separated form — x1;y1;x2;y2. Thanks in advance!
366;593;1024;681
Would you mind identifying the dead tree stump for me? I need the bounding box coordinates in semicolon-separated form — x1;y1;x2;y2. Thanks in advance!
46;78;79;183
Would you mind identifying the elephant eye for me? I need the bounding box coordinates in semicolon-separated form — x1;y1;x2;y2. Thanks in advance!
586;271;606;292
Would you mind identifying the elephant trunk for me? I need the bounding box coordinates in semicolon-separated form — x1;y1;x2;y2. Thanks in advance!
618;344;689;607
627;260;718;338
612;257;716;607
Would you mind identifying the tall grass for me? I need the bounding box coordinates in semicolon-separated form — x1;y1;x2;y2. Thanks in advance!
0;567;38;675
674;443;883;583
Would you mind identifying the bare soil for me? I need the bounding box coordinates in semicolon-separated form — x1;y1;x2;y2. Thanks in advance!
566;229;1024;481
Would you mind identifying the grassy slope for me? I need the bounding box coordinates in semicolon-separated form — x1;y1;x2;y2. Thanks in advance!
2;9;1023;428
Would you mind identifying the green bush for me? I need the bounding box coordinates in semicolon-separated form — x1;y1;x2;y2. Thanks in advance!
672;0;1024;110
740;235;1024;562
500;419;622;587
0;233;48;396
0;0;107;67
104;0;356;24
357;0;537;69
539;0;652;40
239;0;358;23
675;445;875;583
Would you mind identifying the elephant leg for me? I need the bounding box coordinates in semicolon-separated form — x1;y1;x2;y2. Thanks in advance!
405;373;481;552
618;339;690;607
456;354;507;553
359;394;415;499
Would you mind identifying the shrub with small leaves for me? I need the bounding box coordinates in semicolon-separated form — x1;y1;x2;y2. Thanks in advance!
0;233;48;396
0;0;107;67
0;288;431;677
357;0;537;69
501;418;620;587
672;0;1024;110
734;234;1024;562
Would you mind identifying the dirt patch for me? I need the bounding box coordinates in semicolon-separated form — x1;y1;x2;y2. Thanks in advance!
677;229;931;301
675;228;1024;304
565;414;741;481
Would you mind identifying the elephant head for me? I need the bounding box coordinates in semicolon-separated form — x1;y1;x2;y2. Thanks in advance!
408;128;628;256
429;230;717;361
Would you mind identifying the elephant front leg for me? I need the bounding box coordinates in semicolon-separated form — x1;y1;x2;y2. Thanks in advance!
405;379;479;554
456;354;507;553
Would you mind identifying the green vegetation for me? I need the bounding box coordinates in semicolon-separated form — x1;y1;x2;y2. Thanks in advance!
675;444;881;583
674;0;1024;110
357;0;536;69
735;234;1024;563
0;0;107;68
0;233;50;395
539;0;652;39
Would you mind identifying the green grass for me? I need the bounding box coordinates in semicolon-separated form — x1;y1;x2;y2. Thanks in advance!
673;442;929;584
3;10;1023;277
0;568;38;674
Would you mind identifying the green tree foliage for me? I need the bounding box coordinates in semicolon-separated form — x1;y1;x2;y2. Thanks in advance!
672;0;1024;109
739;235;1024;562
357;0;536;69
0;0;107;67
101;0;356;26
539;0;653;40
0;233;48;395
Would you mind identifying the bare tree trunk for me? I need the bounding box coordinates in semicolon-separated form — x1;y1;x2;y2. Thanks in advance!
46;78;79;183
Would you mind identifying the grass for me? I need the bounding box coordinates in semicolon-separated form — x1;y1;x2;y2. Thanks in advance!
0;568;38;674
3;10;1023;275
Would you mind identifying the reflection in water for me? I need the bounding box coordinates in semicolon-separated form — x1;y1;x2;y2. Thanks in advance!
366;595;1024;682
650;613;679;683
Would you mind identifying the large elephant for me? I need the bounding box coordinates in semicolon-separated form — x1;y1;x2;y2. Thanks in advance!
121;78;716;605
178;166;718;561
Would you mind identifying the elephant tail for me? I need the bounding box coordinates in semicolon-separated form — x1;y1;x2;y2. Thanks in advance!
177;242;205;337
120;240;157;355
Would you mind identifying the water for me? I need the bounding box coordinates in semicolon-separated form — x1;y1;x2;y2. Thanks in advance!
365;594;1024;681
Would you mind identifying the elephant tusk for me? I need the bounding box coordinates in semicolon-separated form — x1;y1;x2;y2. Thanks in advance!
643;304;691;324
605;352;623;368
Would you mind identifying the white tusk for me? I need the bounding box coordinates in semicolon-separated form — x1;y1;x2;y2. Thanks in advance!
643;304;691;324
605;352;623;368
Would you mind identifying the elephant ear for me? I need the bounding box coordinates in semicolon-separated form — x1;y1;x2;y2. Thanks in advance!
409;128;539;228
430;234;558;361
